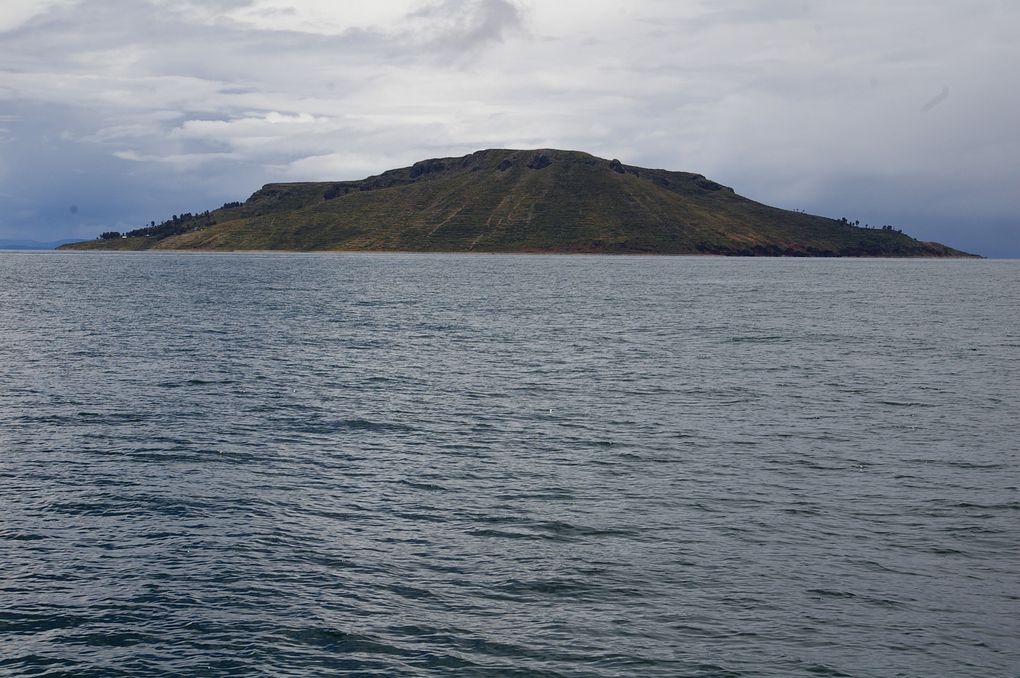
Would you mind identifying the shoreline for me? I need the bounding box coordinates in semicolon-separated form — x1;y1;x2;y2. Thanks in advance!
47;247;985;259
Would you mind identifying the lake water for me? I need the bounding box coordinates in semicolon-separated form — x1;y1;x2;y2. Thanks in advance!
1;252;1017;677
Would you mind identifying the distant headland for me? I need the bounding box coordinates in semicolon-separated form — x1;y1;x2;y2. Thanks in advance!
60;149;976;257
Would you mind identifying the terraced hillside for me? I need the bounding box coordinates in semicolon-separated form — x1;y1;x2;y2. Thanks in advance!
62;149;974;256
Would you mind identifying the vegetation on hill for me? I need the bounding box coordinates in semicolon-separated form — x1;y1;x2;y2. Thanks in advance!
61;149;975;256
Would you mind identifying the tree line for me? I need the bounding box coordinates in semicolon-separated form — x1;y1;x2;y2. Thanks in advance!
837;217;902;233
97;201;244;240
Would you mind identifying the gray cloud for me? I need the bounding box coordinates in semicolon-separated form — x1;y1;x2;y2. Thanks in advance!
0;0;1017;255
411;0;523;50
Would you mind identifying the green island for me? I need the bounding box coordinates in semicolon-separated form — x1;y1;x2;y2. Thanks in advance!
61;149;975;256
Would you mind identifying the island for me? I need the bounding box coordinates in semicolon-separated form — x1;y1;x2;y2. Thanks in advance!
61;149;975;256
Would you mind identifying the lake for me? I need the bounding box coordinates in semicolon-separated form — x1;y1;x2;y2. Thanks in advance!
1;252;1017;677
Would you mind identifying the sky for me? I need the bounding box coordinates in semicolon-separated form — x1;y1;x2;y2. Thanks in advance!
0;0;1017;256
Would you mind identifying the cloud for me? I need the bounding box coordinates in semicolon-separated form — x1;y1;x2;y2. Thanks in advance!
0;0;1017;255
410;0;523;49
0;0;71;33
212;1;415;35
216;0;524;48
112;149;239;169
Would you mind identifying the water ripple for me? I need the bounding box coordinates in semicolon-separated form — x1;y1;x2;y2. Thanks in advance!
0;253;1017;677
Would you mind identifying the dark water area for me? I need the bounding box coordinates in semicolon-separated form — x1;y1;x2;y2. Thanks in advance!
1;252;1017;677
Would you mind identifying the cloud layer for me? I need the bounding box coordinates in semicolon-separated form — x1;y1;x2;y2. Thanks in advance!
1;0;1017;255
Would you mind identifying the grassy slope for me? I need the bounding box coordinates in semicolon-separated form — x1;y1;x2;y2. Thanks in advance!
61;236;157;251
64;149;974;256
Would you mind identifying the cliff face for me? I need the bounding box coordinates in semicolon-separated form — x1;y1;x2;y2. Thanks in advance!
62;149;975;256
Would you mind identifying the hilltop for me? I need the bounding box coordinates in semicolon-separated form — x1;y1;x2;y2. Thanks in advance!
61;149;974;256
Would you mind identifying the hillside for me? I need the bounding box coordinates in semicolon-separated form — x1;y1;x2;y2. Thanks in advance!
61;149;974;256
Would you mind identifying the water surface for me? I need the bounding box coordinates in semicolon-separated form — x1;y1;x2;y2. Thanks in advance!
1;253;1017;677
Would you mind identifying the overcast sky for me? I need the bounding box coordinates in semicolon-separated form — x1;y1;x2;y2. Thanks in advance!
1;0;1017;255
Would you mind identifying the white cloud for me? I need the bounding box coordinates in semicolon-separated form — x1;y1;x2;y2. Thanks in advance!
220;0;416;35
283;151;409;181
0;0;72;33
172;112;329;141
113;148;238;168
